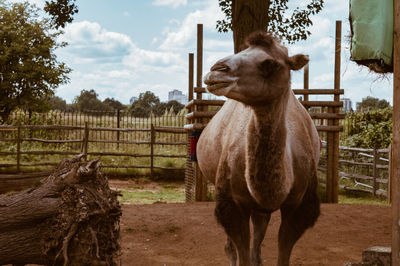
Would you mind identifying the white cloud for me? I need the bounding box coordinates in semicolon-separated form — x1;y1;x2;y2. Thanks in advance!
152;0;187;8
56;20;188;104
158;0;224;51
59;21;133;60
204;39;233;51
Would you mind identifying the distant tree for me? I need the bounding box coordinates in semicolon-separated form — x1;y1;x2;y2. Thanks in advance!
49;95;68;111
130;91;160;117
153;100;184;116
217;0;324;52
44;0;78;29
345;107;392;148
103;98;125;110
0;1;70;123
358;96;390;111
73;89;112;112
154;102;168;116
377;98;390;109
165;100;184;114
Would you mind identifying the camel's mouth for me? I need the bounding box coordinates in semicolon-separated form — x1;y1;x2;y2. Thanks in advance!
205;81;231;94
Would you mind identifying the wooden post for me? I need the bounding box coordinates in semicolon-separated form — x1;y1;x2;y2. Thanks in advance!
333;20;341;203
16;125;21;173
196;24;203;100
389;144;393;203
83;122;89;161
117;109;120;149
194;24;207;201
185;53;195;202
303;60;309;103
326;124;334;203
326;20;342;203
392;0;400;263
373;148;378;196
189;53;194;105
150;124;155;179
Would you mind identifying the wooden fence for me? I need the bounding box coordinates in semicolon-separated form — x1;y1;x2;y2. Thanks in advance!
319;142;391;198
0;123;186;178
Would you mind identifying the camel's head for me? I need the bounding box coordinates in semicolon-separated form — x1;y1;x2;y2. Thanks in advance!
204;31;308;105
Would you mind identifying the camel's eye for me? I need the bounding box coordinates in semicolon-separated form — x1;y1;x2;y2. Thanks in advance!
258;59;282;78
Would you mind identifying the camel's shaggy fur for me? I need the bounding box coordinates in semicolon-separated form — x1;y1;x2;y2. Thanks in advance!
197;31;320;266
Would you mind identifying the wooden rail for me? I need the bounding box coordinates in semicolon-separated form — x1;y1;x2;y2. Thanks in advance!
0;124;186;178
292;89;344;95
185;99;225;109
320;143;390;198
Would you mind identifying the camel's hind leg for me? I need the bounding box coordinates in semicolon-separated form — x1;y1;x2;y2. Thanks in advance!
277;186;320;266
250;211;271;266
215;192;251;266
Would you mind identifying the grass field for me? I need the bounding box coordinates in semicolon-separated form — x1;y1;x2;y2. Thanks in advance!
114;178;389;206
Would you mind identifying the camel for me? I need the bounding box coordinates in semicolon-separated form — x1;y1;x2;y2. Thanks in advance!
196;31;320;266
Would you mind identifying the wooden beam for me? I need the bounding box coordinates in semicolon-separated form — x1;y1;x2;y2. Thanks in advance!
304;61;309;100
194;87;207;93
196;24;203;102
292;89;344;95
195;23;206;202
186;99;225;109
300;101;343;107
310;113;346;119
315;125;343;132
393;0;400;264
186;111;218;120
188;53;194;104
332;20;342;203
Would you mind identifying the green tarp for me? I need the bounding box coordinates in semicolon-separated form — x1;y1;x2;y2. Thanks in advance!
349;0;393;73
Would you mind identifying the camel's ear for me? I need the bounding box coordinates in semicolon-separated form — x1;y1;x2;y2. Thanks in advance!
288;54;309;71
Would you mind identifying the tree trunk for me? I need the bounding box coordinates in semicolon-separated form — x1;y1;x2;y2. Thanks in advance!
0;156;121;265
232;0;270;53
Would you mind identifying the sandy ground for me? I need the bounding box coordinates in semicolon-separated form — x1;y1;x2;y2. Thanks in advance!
119;203;391;266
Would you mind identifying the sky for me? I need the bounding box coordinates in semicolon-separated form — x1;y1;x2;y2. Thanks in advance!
8;0;394;107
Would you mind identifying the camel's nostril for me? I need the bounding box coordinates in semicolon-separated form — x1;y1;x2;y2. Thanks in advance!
211;63;230;72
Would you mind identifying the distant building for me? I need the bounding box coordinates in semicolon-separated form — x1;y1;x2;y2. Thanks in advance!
129;96;138;105
342;98;353;112
168;90;187;105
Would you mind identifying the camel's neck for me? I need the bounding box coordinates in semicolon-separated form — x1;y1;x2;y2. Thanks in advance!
245;91;289;195
247;93;289;149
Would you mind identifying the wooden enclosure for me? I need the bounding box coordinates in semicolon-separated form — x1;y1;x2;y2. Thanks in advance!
184;22;345;203
0;123;186;182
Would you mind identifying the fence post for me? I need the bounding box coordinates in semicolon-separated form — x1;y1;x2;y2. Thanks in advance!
373;147;378;196
83;122;89;161
150;124;155;179
117;109;120;149
17;125;21;173
389;144;393;203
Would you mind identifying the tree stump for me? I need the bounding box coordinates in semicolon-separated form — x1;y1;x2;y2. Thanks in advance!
0;156;122;265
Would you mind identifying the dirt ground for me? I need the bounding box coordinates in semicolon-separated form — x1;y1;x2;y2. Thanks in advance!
120;203;391;266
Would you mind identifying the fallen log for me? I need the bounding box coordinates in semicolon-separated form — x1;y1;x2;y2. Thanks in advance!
0;155;121;265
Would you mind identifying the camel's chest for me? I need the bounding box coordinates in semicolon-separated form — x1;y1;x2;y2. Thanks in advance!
196;102;249;183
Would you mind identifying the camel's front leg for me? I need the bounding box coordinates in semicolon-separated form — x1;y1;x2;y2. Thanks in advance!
224;236;237;266
250;211;271;266
215;189;251;266
214;160;251;266
277;185;320;266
